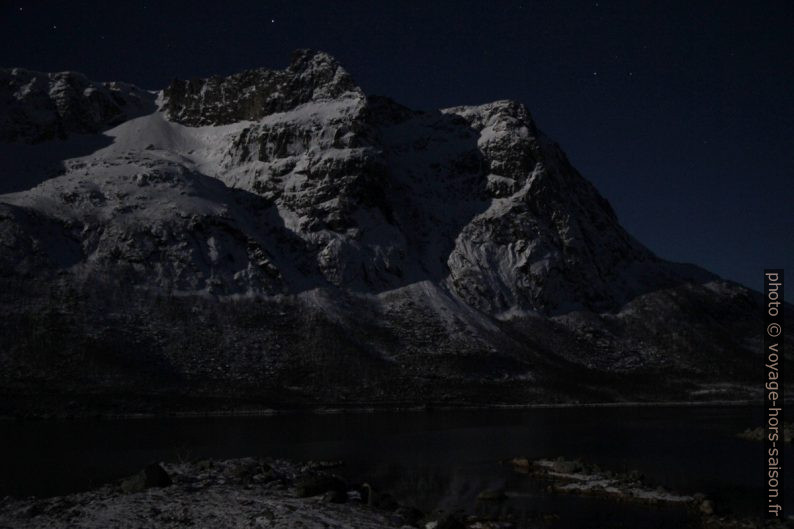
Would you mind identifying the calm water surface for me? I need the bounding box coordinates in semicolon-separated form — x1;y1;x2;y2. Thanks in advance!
0;405;787;527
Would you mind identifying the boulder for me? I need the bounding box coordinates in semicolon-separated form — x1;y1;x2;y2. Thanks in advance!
294;473;347;498
322;489;348;504
120;463;172;493
476;489;507;501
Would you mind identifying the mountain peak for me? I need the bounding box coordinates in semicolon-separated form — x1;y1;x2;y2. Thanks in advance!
287;49;344;74
162;50;362;127
0;53;769;412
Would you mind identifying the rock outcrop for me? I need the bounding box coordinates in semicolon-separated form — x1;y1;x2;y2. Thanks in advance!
0;68;153;143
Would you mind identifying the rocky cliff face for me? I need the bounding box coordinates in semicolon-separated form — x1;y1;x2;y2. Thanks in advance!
0;50;785;415
0;68;153;143
163;49;361;126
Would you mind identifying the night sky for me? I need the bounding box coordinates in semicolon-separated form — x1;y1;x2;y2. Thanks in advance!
1;0;792;297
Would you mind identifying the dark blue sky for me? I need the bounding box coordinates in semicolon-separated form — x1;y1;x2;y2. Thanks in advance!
2;0;792;297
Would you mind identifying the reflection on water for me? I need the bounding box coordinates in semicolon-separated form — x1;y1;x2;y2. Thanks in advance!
0;405;785;527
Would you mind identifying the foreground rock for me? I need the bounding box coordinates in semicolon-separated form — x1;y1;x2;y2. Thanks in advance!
0;458;394;529
119;462;173;493
0;458;518;529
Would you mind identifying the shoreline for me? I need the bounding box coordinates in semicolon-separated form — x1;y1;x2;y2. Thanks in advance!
1;454;785;529
1;398;781;422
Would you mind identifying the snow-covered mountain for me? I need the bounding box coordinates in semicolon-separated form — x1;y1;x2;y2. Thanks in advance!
0;50;783;414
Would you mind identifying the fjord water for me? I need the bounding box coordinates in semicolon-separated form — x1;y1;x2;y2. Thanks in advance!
0;405;786;526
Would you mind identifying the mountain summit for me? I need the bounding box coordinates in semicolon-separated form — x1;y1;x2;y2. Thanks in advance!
0;51;783;415
163;50;361;126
